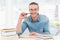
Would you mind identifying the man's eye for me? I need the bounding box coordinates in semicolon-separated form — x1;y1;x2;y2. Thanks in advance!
30;9;33;10
30;9;37;11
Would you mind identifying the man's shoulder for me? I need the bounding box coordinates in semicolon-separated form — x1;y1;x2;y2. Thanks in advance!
23;16;31;22
39;14;49;22
25;16;31;20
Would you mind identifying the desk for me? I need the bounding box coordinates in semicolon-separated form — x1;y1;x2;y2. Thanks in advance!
1;35;53;40
1;35;18;40
0;28;53;40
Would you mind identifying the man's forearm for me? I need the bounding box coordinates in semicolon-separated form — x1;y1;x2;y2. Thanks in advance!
16;19;22;33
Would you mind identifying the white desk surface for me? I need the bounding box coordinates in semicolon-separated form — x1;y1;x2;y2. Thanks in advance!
1;34;54;40
0;33;60;40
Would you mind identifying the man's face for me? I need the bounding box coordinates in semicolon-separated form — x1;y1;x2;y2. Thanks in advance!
29;4;39;18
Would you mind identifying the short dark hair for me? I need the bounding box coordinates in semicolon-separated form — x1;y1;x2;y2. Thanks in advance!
29;2;39;8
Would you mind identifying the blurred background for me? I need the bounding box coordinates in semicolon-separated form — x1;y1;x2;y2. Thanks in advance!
0;0;60;40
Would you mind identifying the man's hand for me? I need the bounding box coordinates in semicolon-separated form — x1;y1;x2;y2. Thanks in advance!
29;32;38;36
18;12;27;21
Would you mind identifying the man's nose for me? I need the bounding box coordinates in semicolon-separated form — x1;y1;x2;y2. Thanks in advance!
32;10;36;13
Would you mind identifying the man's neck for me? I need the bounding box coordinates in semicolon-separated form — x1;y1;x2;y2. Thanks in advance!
32;16;38;22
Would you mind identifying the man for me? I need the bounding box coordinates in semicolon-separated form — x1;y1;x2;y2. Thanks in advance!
16;2;50;37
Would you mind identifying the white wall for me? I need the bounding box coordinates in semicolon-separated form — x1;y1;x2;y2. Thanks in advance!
0;0;60;28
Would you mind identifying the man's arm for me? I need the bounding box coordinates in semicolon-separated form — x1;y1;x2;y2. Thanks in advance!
16;20;27;36
16;19;22;35
43;16;50;34
16;12;27;36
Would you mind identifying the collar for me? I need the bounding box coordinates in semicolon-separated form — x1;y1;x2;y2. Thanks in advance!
30;14;40;22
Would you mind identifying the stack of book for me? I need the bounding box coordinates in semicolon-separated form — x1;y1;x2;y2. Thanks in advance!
1;28;16;36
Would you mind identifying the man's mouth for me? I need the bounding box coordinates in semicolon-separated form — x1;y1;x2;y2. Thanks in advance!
31;13;36;15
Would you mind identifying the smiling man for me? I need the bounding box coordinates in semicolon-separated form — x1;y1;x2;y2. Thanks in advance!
16;2;50;37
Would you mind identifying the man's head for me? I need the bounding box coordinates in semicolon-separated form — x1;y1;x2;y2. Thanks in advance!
29;2;39;18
